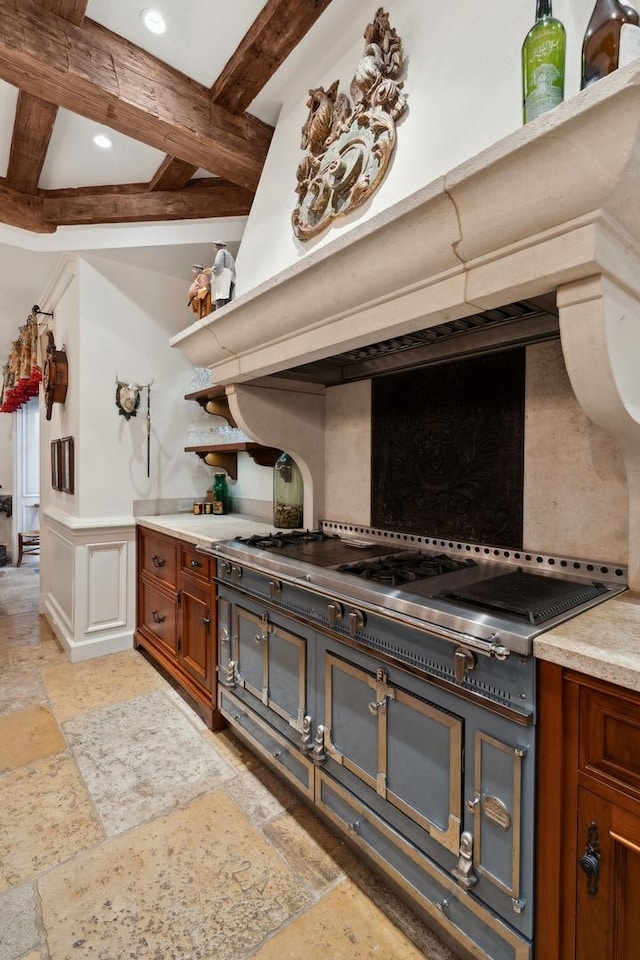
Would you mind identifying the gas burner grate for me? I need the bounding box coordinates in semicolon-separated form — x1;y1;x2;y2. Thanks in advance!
236;530;338;550
438;571;610;625
337;551;475;585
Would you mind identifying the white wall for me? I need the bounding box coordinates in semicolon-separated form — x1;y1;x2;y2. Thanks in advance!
237;0;596;296
75;255;214;516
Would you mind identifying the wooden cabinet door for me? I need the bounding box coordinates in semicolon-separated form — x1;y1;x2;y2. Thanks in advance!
139;579;178;656
178;572;214;692
576;788;640;960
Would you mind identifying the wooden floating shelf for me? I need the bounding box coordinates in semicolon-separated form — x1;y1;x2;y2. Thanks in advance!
184;443;282;480
184;386;237;424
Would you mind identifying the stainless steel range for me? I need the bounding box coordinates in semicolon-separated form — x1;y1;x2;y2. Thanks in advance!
200;525;626;960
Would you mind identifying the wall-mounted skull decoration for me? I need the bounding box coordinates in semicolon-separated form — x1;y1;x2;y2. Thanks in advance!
115;378;141;420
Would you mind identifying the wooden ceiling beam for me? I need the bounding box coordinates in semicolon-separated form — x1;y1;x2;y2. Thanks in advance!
5;0;89;194
0;0;273;193
149;156;201;193
6;96;59;194
0;180;55;233
212;0;334;113
149;0;334;192
40;179;254;227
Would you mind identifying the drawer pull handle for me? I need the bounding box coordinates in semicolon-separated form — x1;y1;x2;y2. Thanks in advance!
273;749;284;761
190;559;202;568
151;555;165;568
348;818;364;835
609;831;640;856
152;610;165;624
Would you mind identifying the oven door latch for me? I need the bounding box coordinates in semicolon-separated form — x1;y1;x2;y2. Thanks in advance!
368;667;396;715
452;831;479;889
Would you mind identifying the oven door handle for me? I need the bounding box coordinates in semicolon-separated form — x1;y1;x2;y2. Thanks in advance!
421;625;511;661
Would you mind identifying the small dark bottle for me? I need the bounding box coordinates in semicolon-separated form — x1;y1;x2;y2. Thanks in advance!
581;0;640;88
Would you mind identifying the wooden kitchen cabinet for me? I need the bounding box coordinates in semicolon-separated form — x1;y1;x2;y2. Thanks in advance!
135;526;222;730
536;661;640;960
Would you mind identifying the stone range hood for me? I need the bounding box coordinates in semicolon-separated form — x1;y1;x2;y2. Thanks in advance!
172;64;640;589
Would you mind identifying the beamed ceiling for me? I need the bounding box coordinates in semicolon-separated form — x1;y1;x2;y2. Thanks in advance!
0;0;334;234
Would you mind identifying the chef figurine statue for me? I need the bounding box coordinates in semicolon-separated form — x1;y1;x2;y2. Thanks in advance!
211;242;236;308
187;265;211;318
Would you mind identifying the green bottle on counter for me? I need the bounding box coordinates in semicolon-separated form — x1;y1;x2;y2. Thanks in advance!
212;473;230;515
522;0;566;123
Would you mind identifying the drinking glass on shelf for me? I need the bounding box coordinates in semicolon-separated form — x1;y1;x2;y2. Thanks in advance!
188;367;212;391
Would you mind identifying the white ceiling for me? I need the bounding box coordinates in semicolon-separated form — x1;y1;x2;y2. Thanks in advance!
0;0;318;360
0;0;355;364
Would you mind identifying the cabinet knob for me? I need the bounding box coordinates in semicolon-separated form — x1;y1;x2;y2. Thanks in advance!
152;610;165;624
151;555;165;568
202;616;211;627
368;697;388;714
190;559;202;568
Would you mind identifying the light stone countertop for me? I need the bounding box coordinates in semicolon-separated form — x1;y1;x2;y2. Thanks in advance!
138;514;640;695
534;590;640;694
136;513;280;547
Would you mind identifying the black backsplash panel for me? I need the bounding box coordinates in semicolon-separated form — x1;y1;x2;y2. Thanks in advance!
371;350;525;547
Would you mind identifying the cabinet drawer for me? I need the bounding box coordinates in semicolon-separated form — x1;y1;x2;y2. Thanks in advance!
140;531;178;588
579;685;640;797
219;688;314;799
180;544;211;581
139;579;177;655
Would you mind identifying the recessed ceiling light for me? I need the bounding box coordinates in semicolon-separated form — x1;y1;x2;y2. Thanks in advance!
141;8;167;34
93;133;113;150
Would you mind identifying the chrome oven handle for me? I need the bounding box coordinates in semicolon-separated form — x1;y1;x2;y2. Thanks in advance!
425;626;511;661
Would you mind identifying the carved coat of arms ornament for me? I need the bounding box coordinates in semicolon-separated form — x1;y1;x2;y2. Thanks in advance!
292;7;408;241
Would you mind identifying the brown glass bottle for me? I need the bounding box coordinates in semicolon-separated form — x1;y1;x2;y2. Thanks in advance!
581;0;640;88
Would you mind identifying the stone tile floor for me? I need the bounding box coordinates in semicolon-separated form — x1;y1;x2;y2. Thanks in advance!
0;559;459;960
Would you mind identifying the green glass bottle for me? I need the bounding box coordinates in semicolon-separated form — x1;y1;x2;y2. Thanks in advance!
212;473;230;515
522;0;566;123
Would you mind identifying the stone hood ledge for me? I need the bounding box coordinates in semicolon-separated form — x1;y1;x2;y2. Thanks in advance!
171;63;640;384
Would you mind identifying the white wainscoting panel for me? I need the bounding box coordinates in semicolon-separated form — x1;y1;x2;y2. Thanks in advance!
47;524;74;634
86;541;128;633
42;508;135;662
